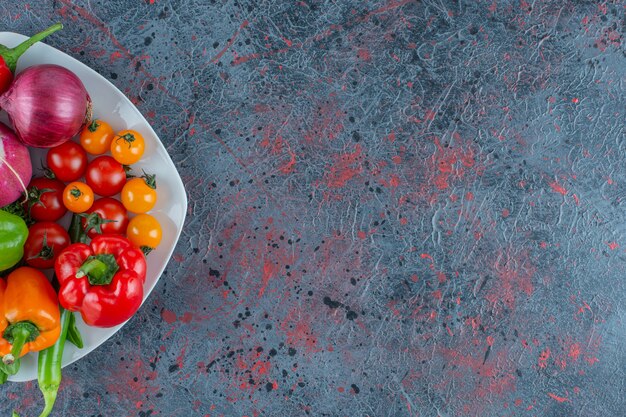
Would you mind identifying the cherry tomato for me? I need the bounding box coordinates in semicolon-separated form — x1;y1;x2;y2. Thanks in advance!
121;173;157;213
127;213;162;252
63;182;94;213
80;119;115;155
85;156;127;197
83;197;129;238
47;141;88;182
23;222;71;269
23;177;67;221
111;130;145;165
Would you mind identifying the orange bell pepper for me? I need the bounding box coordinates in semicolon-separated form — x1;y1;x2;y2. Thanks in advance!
0;267;61;374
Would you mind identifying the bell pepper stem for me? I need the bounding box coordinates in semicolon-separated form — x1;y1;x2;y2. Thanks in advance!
1;23;63;72
2;322;39;372
75;258;107;279
2;323;37;365
76;254;119;286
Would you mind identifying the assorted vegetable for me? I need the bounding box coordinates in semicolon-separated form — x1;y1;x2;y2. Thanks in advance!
0;64;91;148
85;155;126;196
36;307;71;417
23;222;70;269
0;23;167;416
0;23;63;94
83;197;129;238
79;119;114;155
0;209;28;272
62;181;94;213
121;173;157;213
46;140;88;182
0;122;32;207
111;129;145;165
24;177;67;222
55;235;146;327
127;213;162;255
0;267;61;374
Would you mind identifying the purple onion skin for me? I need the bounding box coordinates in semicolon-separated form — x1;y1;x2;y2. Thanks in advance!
0;122;32;206
0;64;91;148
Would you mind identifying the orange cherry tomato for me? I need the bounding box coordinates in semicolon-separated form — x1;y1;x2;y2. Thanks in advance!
121;173;157;213
79;119;115;155
127;214;162;252
111;130;145;165
62;182;94;213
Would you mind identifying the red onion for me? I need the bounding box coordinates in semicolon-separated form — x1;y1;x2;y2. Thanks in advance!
0;64;92;148
0;122;31;206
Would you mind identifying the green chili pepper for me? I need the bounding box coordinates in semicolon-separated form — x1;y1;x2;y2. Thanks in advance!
69;212;90;244
34;213;86;417
0;209;28;272
37;307;71;417
66;311;83;349
0;368;7;384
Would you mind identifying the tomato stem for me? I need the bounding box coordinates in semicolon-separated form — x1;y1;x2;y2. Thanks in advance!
142;171;157;189
70;187;83;198
88;119;100;132
116;133;136;148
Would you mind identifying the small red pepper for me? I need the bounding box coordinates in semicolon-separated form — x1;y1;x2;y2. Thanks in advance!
0;23;62;94
54;235;147;328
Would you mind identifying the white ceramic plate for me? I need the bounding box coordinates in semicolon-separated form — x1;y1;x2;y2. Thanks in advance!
0;32;187;382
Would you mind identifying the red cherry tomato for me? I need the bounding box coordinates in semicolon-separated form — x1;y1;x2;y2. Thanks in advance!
47;141;88;182
85;156;127;196
24;177;67;222
82;197;129;238
23;222;71;269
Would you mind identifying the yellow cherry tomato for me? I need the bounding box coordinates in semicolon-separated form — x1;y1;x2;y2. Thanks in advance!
63;182;94;213
121;174;157;213
111;130;145;165
79;119;115;155
127;214;162;252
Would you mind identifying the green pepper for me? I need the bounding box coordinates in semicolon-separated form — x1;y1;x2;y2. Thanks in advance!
37;308;71;417
66;312;83;349
0;209;28;272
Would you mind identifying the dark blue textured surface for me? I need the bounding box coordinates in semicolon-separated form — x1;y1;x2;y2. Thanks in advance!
1;1;625;416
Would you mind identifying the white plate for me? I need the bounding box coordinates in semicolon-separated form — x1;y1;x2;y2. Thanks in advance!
0;32;187;382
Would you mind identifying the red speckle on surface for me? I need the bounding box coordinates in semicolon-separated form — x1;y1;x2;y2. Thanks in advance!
607;241;619;250
281;309;321;354
357;48;372;61
538;348;551;369
161;309;177;324
548;181;568;195
547;392;569;403
569;343;581;361
325;144;363;188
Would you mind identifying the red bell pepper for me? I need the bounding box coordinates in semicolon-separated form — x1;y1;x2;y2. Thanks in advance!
54;235;147;328
0;23;62;94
